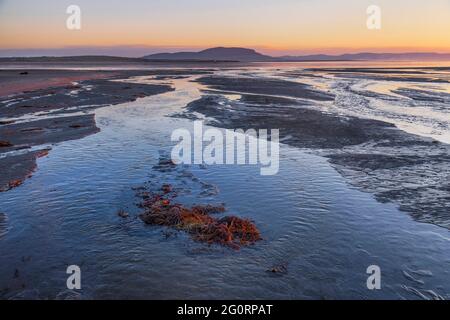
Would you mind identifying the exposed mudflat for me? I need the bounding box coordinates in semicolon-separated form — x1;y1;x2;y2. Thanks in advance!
0;69;178;192
0;114;99;153
0;73;174;118
176;72;450;229
196;76;335;101
0;69;118;96
304;67;450;83
176;94;396;148
0;150;50;192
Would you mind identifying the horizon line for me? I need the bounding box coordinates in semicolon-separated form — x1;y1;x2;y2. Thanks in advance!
1;45;450;58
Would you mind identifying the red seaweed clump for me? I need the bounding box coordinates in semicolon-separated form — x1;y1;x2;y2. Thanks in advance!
137;184;261;249
8;179;23;189
36;149;50;158
0;140;13;147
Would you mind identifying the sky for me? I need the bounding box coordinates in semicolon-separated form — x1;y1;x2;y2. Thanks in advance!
0;0;449;57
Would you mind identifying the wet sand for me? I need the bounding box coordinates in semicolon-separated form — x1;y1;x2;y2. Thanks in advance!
0;114;99;153
0;150;50;192
0;69;118;96
303;67;450;83
177;75;450;229
0;78;173;118
0;69;178;191
196;76;335;101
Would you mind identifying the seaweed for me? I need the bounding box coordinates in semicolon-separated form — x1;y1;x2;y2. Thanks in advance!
0;141;13;147
137;184;261;249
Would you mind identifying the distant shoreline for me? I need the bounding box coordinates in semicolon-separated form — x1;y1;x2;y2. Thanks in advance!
1;58;449;72
2;46;450;64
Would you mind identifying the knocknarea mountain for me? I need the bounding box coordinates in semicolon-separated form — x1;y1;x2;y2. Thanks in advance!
143;47;450;62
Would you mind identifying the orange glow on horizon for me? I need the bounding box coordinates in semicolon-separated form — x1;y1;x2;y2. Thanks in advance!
0;0;449;55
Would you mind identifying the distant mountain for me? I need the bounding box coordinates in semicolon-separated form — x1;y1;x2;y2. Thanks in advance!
143;47;275;62
3;48;448;63
144;47;450;62
281;52;450;61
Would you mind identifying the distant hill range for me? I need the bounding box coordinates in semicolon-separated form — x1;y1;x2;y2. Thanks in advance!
1;47;449;63
144;47;275;62
144;47;450;62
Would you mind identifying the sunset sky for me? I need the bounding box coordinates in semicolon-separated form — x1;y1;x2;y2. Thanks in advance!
0;0;449;56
